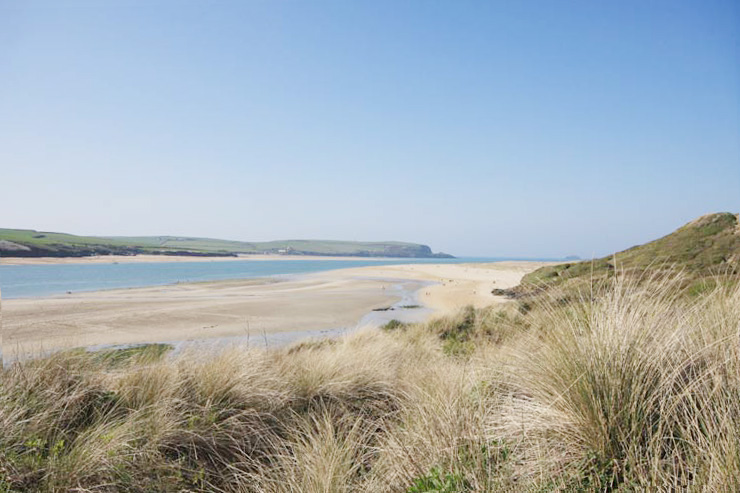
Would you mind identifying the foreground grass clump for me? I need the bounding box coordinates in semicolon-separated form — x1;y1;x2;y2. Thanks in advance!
501;277;740;489
2;276;739;491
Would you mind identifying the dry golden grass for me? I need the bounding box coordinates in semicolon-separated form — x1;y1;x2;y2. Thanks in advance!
1;275;739;491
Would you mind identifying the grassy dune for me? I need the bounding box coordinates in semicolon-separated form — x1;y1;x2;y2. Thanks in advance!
2;274;740;492
513;212;739;299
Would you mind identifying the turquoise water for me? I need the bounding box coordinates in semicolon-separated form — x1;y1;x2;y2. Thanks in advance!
0;257;549;299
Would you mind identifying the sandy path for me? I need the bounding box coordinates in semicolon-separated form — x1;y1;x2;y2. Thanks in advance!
2;261;556;358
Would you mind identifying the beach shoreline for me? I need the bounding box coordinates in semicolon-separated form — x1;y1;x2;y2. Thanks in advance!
0;254;442;266
3;261;558;359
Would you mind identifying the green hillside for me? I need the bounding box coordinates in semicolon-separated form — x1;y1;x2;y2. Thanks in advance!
512;212;739;298
0;229;453;258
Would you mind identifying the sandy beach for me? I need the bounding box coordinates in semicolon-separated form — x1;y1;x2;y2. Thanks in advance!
2;261;556;358
0;254;420;265
319;261;555;313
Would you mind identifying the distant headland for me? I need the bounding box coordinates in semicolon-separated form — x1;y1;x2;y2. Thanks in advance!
0;228;454;259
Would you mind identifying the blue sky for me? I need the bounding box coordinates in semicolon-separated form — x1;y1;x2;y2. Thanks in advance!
1;1;738;257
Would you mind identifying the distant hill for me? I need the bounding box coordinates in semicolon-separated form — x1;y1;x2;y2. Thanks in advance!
511;212;739;298
0;229;454;259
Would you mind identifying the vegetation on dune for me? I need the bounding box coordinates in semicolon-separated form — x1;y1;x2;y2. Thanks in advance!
2;274;740;492
0;228;452;259
511;212;740;300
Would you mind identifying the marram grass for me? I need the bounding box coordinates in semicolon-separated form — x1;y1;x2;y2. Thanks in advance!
1;275;739;492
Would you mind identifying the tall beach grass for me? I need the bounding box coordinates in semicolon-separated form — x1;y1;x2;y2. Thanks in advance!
1;275;739;491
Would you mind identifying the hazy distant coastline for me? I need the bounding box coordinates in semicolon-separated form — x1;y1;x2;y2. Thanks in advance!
0;228;454;259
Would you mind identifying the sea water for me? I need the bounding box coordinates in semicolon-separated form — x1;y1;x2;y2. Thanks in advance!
0;257;547;299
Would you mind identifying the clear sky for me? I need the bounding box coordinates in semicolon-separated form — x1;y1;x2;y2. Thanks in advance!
2;1;738;257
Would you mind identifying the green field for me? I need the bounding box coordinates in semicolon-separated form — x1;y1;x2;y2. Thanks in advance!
0;228;453;258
